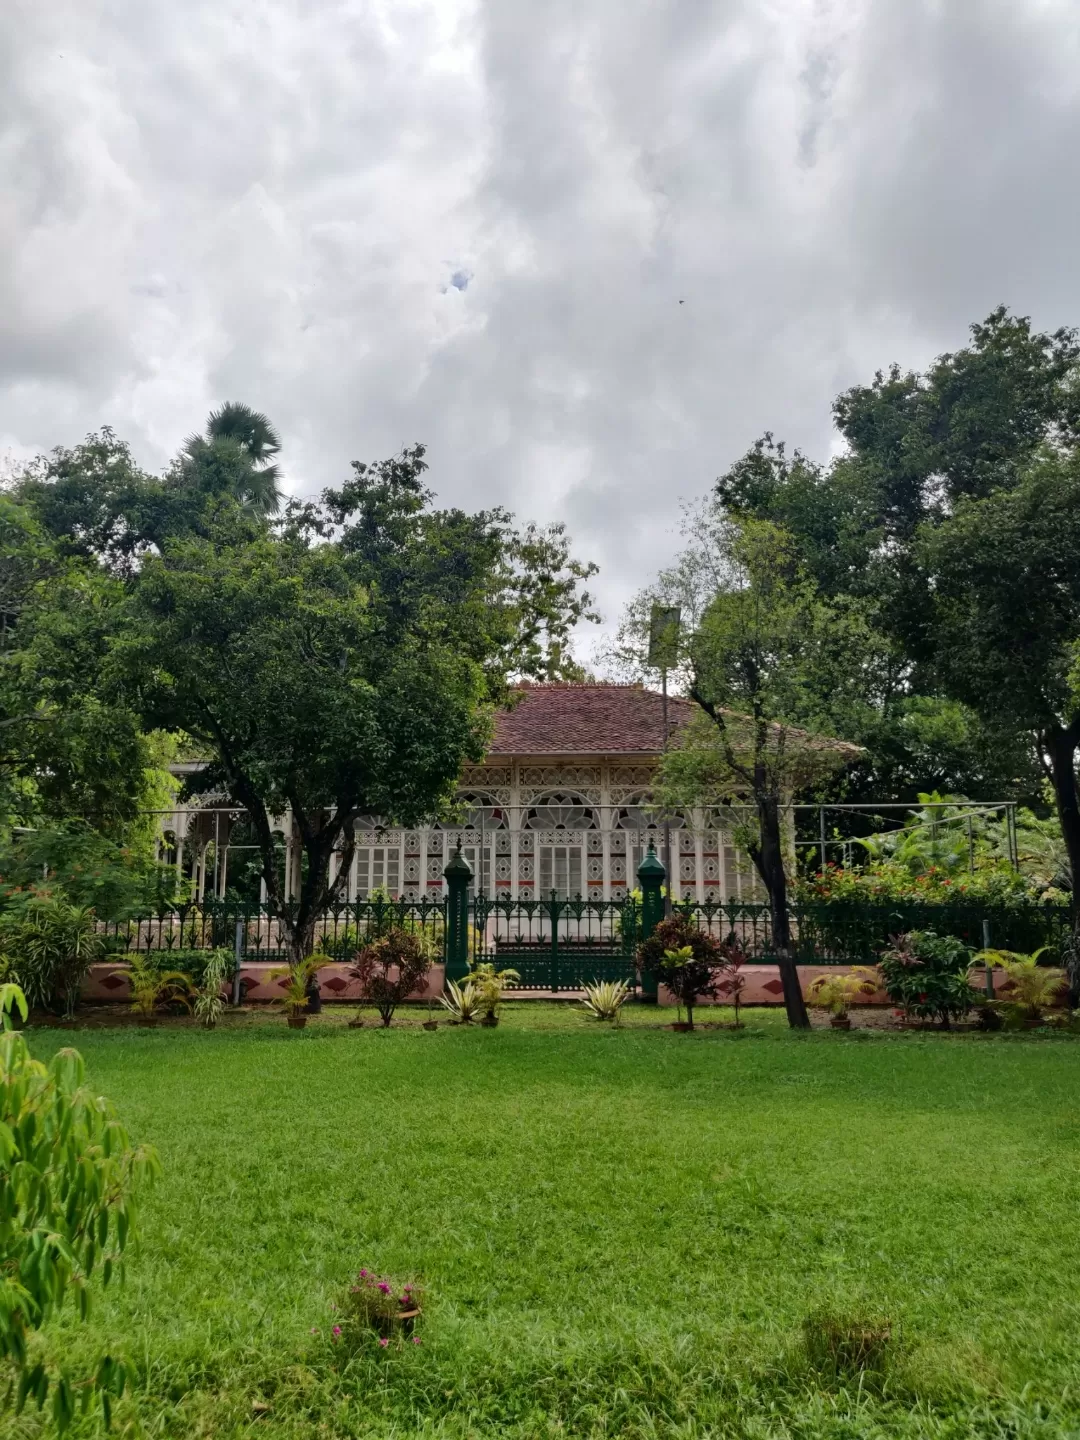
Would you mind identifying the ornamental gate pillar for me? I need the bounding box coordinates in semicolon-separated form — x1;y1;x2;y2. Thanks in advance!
637;841;666;1003
443;842;473;984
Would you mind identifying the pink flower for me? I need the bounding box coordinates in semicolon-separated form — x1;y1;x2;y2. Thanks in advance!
411;1336;422;1345
378;1282;391;1294
378;1337;389;1348
359;1269;369;1278
332;1325;341;1338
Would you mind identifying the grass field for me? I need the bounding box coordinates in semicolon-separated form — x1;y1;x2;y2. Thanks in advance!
10;1005;1080;1438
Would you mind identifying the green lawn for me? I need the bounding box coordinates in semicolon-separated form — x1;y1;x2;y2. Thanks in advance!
10;1006;1080;1438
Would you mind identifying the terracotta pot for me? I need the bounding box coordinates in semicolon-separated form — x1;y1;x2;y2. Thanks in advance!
480;1013;499;1027
830;1013;852;1030
347;1017;364;1029
422;1020;439;1031
671;1021;693;1032
287;1015;308;1030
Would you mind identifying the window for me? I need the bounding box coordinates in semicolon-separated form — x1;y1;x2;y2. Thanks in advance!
524;792;596;898
355;844;401;898
616;801;684;895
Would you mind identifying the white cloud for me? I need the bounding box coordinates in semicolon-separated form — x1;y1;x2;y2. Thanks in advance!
2;0;1079;659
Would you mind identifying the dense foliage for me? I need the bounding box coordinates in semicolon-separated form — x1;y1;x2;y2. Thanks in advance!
878;931;978;1028
350;928;432;1027
0;985;158;1429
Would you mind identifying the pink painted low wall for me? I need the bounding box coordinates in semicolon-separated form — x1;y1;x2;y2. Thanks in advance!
82;961;1006;1007
657;964;1007;1006
83;962;445;1005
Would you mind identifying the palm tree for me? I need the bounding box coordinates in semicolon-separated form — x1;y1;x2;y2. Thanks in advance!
180;402;284;516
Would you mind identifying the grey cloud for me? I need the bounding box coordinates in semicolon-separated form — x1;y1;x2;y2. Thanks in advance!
1;0;1079;656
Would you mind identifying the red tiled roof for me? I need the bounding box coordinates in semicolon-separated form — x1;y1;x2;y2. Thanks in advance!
489;683;691;755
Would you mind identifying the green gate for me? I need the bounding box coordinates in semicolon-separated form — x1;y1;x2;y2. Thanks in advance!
470;894;642;992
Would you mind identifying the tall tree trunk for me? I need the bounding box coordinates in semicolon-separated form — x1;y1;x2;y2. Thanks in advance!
755;794;810;1029
1044;723;1080;1004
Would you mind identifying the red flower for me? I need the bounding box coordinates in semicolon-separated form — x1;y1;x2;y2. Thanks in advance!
919;992;928;1002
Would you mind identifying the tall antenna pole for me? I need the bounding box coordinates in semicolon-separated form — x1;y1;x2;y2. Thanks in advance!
662;664;672;917
649;603;681;917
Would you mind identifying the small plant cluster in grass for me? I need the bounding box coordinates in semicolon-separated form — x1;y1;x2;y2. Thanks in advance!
580;978;631;1023
318;1269;423;1350
807;967;879;1026
801;1305;894;1380
879;930;978;1028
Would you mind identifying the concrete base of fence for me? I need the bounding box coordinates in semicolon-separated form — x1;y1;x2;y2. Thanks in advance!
83;961;1007;1008
657;964;1008;1007
83;962;446;1005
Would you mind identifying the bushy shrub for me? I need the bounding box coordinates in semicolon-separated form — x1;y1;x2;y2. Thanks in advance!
0;984;158;1429
637;915;738;1026
0;895;104;1018
350;928;431;1027
879;931;977;1028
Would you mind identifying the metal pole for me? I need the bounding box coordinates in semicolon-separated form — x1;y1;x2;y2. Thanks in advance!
819;805;827;874
661;667;672;916
232;918;243;1007
982;918;994;999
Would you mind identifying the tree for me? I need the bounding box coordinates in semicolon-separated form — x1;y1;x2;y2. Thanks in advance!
0;490;165;839
178;402;284;517
912;450;1080;978
656;522;860;1029
112;447;597;968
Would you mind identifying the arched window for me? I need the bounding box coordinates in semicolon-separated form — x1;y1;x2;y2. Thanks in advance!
438;793;508;892
524;793;598;896
616;799;685;895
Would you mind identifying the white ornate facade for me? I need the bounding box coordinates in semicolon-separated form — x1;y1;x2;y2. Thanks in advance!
160;686;767;904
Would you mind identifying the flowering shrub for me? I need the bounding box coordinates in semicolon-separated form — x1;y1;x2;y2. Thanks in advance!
879;931;977;1028
325;1269;423;1347
799;859;1035;906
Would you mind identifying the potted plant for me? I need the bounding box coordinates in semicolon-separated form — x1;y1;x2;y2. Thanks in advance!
423;999;439;1031
271;957;329;1029
976;947;1066;1027
636;915;737;1028
331;1269;423;1346
193;950;233;1030
806;968;879;1028
469;962;520;1026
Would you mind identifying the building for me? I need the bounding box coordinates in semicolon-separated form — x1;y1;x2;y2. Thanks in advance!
161;683;768;904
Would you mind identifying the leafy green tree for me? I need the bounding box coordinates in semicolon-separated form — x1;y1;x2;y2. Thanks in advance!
112;447;597;965
914;450;1080;937
0;985;158;1431
657;522;859;1029
0;490;162;838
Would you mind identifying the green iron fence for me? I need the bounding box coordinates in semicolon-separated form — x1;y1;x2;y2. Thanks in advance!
94;893;1072;988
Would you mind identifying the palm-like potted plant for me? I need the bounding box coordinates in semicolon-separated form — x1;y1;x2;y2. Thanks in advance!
806;968;879;1029
271;956;329;1029
113;954;195;1025
580;978;631;1025
440;978;481;1024
976;947;1066;1027
469;962;521;1026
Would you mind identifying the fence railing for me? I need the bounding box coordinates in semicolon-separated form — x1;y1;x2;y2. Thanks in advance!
95;893;1073;984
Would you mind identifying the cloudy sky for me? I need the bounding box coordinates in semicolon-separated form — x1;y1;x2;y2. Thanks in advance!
3;0;1079;658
